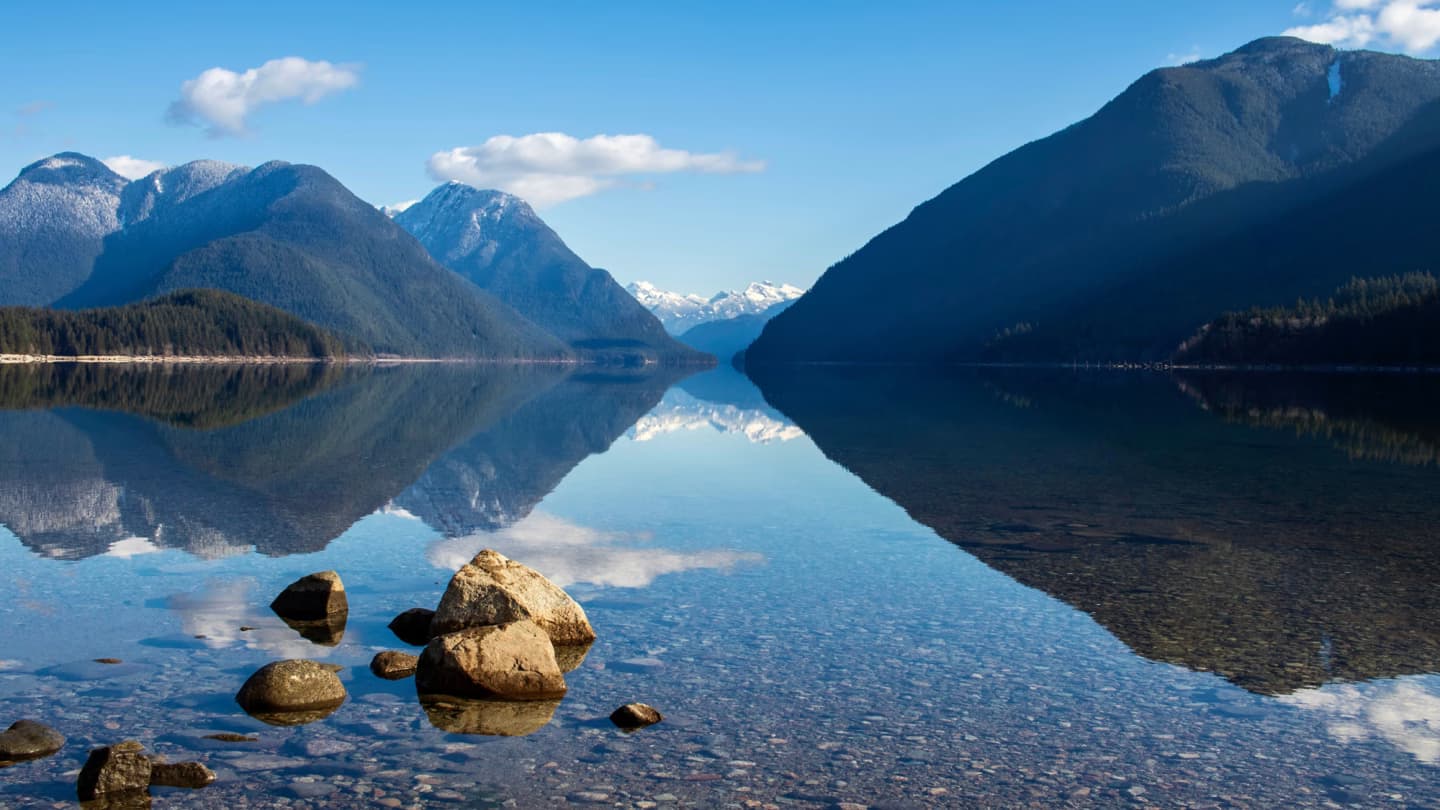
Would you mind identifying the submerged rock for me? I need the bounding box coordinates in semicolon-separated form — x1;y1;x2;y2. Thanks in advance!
235;660;347;726
432;549;596;644
0;719;66;764
149;761;216;789
420;696;561;737
388;607;435;646
77;740;152;801
416;620;567;700
370;651;419;680
270;571;348;621
610;703;664;731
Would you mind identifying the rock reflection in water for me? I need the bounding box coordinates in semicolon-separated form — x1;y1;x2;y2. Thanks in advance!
751;366;1440;695
419;695;562;737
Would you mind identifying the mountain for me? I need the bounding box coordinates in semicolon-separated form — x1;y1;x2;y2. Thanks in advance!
53;161;570;359
0;153;127;305
676;300;796;361
395;183;701;362
627;280;805;334
747;38;1440;364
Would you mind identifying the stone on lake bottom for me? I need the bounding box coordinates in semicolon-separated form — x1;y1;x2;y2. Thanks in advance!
610;703;664;731
149;761;215;789
235;660;347;726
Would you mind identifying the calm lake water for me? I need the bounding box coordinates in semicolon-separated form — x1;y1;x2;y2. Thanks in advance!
1;363;1438;808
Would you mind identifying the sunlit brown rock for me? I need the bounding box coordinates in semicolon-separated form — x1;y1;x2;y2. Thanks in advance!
416;620;567;700
432;549;595;644
236;660;347;726
0;719;65;766
270;571;347;621
370;650;419;680
610;703;663;731
77;740;151;801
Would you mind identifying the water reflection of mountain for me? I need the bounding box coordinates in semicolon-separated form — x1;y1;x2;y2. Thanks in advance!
0;363;680;559
751;366;1440;695
630;368;803;444
1177;372;1440;467
393;369;687;535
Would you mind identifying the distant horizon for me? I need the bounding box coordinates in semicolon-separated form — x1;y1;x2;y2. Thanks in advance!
4;1;1437;292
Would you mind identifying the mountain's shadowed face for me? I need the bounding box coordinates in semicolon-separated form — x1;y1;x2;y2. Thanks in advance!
0;363;684;559
750;365;1440;695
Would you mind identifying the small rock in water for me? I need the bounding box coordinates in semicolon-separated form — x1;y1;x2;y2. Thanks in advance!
235;660;348;726
388;608;436;646
77;740;152;800
370;651;419;680
202;733;258;743
94;658;123;665
149;761;216;789
610;703;664;731
0;719;67;763
270;571;348;621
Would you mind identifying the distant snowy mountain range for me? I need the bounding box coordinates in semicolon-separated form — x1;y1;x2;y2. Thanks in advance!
626;280;804;334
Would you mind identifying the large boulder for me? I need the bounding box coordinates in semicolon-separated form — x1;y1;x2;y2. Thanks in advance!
415;620;567;700
0;719;65;764
270;571;347;621
77;740;152;801
432;550;595;644
235;660;347;726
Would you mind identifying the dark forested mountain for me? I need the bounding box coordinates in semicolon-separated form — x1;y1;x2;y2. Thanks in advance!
0;289;357;359
748;38;1440;364
1174;274;1440;366
395;183;704;363
54;161;569;359
0;154;127;305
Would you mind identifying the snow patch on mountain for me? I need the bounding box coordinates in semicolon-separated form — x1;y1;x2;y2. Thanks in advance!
0;153;127;240
627;279;805;334
394;182;543;266
118;160;247;226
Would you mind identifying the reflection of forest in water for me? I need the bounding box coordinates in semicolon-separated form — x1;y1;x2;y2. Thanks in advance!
0;363;685;560
1177;371;1440;467
751;366;1440;695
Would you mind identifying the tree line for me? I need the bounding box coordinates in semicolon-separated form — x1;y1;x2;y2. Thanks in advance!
0;289;358;359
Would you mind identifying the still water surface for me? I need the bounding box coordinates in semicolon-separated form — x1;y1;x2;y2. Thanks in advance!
0;364;1437;808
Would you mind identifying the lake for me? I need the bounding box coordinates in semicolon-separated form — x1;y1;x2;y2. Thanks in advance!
1;363;1438;808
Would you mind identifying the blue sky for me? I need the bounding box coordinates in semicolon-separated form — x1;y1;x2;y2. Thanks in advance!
3;0;1435;293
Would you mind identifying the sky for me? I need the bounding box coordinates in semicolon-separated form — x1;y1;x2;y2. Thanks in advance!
3;0;1437;294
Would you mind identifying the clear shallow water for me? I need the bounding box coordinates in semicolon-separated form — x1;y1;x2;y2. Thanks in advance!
0;364;1438;808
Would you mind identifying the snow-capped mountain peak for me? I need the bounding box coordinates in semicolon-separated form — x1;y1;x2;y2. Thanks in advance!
118;159;247;226
627;279;806;334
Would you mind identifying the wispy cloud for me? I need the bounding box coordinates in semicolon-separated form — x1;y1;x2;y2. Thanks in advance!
15;101;52;117
167;57;360;137
102;155;167;180
428;511;762;589
427;132;765;207
1286;1;1440;53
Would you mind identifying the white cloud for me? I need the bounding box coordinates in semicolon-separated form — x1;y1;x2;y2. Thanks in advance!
1281;678;1440;763
428;511;762;589
102;155;167;180
1167;47;1204;65
379;199;418;217
167;57;360;137
1285;0;1440;53
427;132;766;207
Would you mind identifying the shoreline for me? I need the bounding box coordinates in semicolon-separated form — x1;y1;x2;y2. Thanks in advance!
0;353;715;368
